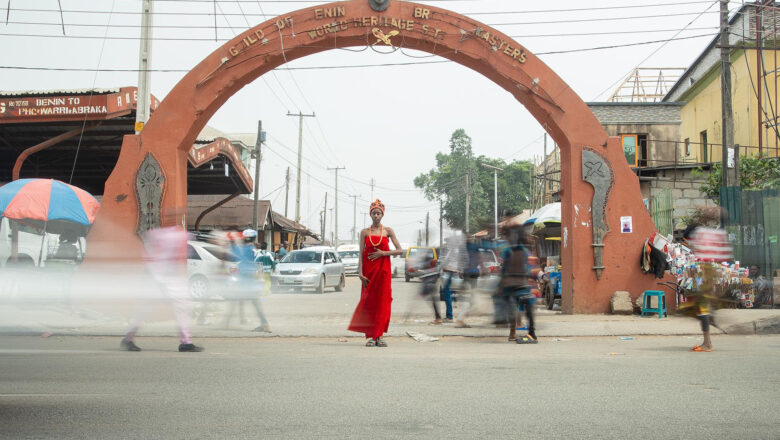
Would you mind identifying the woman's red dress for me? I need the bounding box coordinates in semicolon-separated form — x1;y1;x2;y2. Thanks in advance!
348;235;393;339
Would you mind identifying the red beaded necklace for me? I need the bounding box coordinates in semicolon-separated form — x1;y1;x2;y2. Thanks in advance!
368;224;384;247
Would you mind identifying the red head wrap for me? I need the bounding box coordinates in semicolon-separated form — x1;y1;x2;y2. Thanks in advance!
369;199;385;214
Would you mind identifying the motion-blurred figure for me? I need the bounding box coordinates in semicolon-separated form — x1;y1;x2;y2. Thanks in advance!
409;248;443;324
682;209;732;352
498;222;539;343
438;233;467;323
225;229;271;332
254;241;276;298
120;212;203;352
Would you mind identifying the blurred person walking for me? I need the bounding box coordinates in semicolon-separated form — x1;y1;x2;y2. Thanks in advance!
348;199;403;347
498;222;540;343
453;238;482;328
681;209;732;352
120;210;203;352
226;229;271;332
276;241;289;261
255;241;276;298
439;234;467;323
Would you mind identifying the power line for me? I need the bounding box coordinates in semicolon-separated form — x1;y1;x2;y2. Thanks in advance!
0;33;719;73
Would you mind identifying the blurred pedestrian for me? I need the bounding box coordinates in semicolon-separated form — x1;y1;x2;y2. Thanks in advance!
255;241;276;297
348;199;403;347
120;209;203;352
276;241;289;261
683;209;732;352
498;222;539;343
225;229;271;332
407;249;442;324
454;238;482;328
438;233;467;323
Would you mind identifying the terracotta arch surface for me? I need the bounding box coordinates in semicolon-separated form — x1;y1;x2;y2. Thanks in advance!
90;0;668;313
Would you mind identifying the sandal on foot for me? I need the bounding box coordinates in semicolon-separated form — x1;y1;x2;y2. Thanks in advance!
375;338;388;347
508;336;517;342
690;345;711;352
366;339;376;347
517;335;538;344
428;319;443;325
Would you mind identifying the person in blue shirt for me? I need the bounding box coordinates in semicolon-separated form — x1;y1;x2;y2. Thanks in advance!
226;229;271;333
498;223;540;343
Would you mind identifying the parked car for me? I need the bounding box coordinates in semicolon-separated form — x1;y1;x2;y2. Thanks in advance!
271;246;345;293
404;246;437;282
337;244;359;276
186;240;240;299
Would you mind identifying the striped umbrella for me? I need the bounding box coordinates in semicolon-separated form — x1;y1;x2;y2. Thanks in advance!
0;179;100;234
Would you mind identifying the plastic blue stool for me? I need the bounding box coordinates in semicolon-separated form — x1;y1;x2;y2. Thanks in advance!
641;290;667;318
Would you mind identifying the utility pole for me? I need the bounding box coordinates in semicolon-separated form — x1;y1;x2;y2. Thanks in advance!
135;0;153;134
465;164;471;234
252;120;264;238
439;199;443;247
329;208;334;245
481;163;503;240
322;192;328;244
425;212;430;246
720;0;734;190
327;166;345;247
283;167;290;218
369;178;375;200
351;194;360;244
286;111;315;223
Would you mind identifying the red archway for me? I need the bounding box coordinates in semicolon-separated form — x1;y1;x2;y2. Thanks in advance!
89;0;667;313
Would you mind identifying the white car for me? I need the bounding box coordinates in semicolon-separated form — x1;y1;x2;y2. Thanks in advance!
186;240;241;299
337;244;359;276
271;246;345;293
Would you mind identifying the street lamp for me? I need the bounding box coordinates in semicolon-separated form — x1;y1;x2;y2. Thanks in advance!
480;163;503;240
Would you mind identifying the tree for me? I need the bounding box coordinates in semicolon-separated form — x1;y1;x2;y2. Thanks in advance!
697;156;780;199
414;129;533;234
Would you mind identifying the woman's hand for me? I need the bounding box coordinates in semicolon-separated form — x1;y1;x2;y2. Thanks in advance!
367;250;386;261
359;274;369;287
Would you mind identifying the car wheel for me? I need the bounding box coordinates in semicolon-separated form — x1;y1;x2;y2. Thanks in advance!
335;274;345;292
317;275;326;294
545;282;555;310
189;275;210;300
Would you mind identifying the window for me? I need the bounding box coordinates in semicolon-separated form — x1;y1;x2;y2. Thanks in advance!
186;245;200;260
638;134;648;167
700;130;708;162
684;138;691;156
621;134;638;167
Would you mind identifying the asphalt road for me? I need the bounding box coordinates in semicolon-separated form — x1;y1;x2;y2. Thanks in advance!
1;334;778;439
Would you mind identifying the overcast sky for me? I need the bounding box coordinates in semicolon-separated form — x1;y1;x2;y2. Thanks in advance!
0;0;736;244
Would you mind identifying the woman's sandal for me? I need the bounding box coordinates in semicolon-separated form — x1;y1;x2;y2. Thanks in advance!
365;339;376;347
690;345;712;352
375;338;388;347
517;335;538;344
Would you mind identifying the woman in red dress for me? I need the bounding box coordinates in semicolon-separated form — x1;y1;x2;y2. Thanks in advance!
348;199;403;347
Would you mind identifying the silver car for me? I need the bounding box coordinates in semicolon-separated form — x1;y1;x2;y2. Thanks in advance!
271;247;345;293
338;249;359;275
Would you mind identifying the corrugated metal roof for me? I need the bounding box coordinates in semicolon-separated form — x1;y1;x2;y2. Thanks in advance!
195;125;228;143
0;88;122;98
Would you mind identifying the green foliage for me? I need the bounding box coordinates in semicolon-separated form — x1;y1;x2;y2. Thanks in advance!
699;156;780;199
414;129;533;234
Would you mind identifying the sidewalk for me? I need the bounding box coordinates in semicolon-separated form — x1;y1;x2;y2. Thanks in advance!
2;303;779;339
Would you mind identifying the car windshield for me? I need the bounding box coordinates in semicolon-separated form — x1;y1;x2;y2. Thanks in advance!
282;251;322;263
201;245;239;262
339;251;359;259
408;248;433;259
